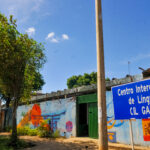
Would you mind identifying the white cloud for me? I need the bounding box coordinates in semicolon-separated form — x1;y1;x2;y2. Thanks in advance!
51;38;59;43
46;32;70;43
25;27;35;36
62;34;69;40
46;32;55;40
46;32;59;43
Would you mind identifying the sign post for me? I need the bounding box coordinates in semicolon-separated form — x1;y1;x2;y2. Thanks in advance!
129;120;134;150
112;79;150;149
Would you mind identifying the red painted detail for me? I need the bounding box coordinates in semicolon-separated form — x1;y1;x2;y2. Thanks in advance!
31;104;42;127
66;121;73;132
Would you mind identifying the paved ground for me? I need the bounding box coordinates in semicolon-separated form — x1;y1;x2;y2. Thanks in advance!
0;133;150;150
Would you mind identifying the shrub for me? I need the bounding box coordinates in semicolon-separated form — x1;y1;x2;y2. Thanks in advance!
17;127;29;136
37;129;50;138
17;119;52;138
17;127;38;136
52;130;60;138
37;121;51;138
28;129;38;136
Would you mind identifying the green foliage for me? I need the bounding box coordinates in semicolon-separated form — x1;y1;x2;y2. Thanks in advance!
52;130;60;138
17;124;61;138
0;136;14;150
17;126;38;136
37;121;51;138
17;119;51;138
16;118;61;138
28;129;38;136
17;127;30;136
33;72;45;91
0;13;46;102
0;13;46;143
37;129;50;138
67;72;110;89
0;135;34;150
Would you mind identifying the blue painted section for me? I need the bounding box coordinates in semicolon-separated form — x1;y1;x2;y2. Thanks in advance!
112;79;150;120
106;91;150;146
108;132;116;143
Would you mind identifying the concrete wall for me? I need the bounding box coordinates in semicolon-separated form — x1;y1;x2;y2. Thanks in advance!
106;91;150;146
17;97;76;138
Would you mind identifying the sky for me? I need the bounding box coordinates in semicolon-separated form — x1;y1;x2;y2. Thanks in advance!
0;0;150;93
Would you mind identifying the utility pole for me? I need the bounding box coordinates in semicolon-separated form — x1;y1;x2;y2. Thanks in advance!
95;0;108;150
128;61;131;75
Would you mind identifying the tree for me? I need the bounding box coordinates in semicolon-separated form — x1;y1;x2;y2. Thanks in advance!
33;71;45;91
0;71;45;129
67;72;110;89
0;13;46;145
0;71;45;107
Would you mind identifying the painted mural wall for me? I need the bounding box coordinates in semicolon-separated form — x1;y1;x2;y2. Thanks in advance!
16;89;150;146
106;91;150;146
17;97;76;138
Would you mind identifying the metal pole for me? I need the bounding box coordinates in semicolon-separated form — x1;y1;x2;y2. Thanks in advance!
128;61;130;75
129;120;134;150
95;0;108;150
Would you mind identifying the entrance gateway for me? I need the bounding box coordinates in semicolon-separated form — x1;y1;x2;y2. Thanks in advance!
77;93;98;138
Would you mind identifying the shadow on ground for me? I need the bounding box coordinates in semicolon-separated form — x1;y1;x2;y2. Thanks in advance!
0;133;149;150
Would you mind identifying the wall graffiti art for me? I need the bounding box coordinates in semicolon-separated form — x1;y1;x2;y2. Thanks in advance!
108;132;116;143
107;116;124;130
41;111;66;132
66;121;73;132
17;98;76;137
18;104;66;131
31;104;43;127
142;119;150;141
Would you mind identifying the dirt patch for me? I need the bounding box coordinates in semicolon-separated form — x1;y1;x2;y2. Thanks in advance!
0;133;149;150
20;136;149;150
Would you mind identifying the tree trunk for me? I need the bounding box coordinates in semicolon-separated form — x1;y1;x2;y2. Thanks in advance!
11;99;18;146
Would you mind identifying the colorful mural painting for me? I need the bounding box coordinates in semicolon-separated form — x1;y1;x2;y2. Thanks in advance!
17;97;76;137
106;92;125;143
16;90;150;146
107;116;124;143
66;121;73;132
142;119;150;141
107;116;124;130
108;132;116;143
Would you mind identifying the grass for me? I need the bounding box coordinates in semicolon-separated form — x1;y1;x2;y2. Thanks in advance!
0;136;13;150
0;135;35;150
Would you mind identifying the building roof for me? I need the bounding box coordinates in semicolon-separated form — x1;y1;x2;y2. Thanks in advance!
29;74;143;104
